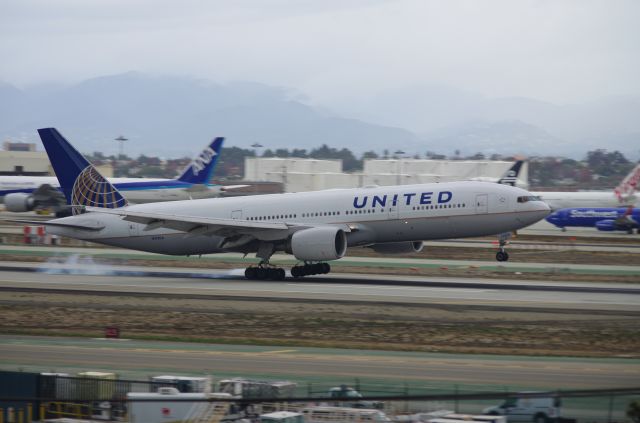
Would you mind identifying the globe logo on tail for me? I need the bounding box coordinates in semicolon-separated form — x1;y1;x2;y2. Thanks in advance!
71;166;127;215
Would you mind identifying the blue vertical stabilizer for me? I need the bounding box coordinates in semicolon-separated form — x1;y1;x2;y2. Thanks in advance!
38;128;127;211
176;137;224;184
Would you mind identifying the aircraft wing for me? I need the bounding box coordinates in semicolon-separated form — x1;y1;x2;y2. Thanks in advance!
86;207;352;241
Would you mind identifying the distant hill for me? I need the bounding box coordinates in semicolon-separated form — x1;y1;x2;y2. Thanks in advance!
0;73;423;157
426;120;562;156
1;73;638;159
340;84;640;158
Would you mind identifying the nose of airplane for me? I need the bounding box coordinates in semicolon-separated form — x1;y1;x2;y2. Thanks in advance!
516;194;551;226
538;200;551;214
535;200;552;219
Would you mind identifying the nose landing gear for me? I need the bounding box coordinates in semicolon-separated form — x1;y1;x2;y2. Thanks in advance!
495;250;509;262
495;232;511;262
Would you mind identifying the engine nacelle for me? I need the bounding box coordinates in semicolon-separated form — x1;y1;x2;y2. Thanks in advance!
4;193;35;212
370;241;424;254
595;220;617;231
287;227;347;261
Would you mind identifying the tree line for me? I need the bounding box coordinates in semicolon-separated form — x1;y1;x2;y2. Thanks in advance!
88;146;637;189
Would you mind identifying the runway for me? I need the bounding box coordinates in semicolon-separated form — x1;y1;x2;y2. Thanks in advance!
1;244;640;278
1;335;638;390
0;263;638;311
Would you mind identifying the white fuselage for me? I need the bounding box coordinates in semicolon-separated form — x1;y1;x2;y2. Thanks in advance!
0;175;219;203
532;190;638;211
48;181;549;257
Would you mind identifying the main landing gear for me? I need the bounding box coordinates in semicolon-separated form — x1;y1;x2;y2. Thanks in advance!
245;242;332;280
244;265;286;281
243;262;331;280
245;243;287;280
291;262;331;278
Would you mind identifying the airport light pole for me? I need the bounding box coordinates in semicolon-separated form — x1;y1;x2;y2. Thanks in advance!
115;135;128;177
251;143;263;181
115;135;128;160
394;150;405;185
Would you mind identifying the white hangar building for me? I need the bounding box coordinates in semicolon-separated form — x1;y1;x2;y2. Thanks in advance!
244;157;528;192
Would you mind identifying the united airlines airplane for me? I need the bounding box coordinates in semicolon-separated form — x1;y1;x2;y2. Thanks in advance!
20;128;550;280
1;129;244;215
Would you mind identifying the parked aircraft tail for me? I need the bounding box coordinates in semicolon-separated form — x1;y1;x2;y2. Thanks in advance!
176;137;224;184
38;128;127;214
614;164;640;203
497;160;525;186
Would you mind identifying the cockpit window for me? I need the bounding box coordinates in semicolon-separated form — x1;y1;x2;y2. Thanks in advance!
517;195;541;203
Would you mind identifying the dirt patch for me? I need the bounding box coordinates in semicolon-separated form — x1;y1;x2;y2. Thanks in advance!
1;291;638;358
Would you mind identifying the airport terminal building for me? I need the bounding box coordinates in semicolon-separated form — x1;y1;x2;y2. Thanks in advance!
244;157;529;192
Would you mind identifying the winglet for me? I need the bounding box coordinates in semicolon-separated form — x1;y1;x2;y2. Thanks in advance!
38;128;127;214
176;137;224;184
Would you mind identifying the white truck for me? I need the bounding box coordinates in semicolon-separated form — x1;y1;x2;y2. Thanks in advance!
483;393;562;423
127;387;232;423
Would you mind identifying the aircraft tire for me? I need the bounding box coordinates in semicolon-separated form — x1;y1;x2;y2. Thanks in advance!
245;267;257;280
256;267;268;280
291;266;303;278
496;251;509;262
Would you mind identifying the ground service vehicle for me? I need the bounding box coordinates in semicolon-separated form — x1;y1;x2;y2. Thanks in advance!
483;393;561;422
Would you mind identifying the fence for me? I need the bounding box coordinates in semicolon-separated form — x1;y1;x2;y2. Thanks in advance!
38;374;177;401
2;373;639;423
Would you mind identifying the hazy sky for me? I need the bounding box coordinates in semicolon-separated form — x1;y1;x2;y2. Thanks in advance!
2;0;639;106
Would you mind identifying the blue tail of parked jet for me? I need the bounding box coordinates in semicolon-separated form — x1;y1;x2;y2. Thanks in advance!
38;128;127;213
176;137;224;184
497;160;524;186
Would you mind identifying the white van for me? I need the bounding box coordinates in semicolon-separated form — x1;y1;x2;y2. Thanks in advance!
482;393;561;423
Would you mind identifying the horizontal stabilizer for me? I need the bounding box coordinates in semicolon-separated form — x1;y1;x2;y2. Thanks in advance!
5;219;105;231
220;184;250;191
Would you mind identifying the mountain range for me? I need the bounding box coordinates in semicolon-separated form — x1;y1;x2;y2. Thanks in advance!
1;73;638;159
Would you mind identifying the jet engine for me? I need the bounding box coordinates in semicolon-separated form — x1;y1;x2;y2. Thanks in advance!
4;193;35;212
287;227;347;261
370;241;424;254
595;220;617;231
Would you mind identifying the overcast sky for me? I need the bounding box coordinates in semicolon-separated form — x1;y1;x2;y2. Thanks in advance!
1;0;639;107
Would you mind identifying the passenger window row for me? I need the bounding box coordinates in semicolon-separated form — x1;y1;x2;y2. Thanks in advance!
248;203;467;221
302;211;341;218
345;209;382;215
412;203;465;210
249;214;297;221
